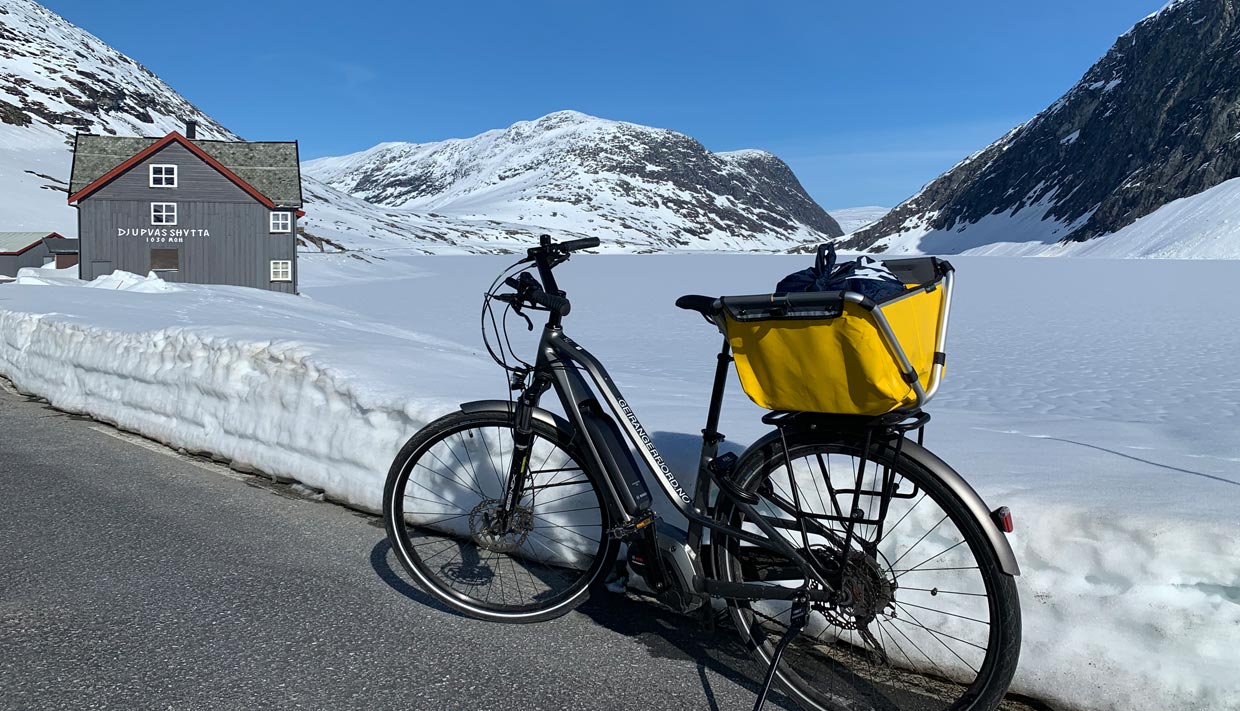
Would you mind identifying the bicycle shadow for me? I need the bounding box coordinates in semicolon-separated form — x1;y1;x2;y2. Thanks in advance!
574;592;799;711
369;538;472;619
370;537;796;710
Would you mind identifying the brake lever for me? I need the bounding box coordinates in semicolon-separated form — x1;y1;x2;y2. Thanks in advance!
513;306;534;331
494;291;536;331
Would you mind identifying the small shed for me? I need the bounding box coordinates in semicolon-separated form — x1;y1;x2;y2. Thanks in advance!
0;232;62;277
43;235;80;271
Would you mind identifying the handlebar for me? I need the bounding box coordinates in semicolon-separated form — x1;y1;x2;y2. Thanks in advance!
493;235;598;323
558;237;600;253
504;273;572;316
526;234;598;261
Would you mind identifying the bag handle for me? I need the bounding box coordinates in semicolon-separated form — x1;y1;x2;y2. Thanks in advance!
815;242;837;276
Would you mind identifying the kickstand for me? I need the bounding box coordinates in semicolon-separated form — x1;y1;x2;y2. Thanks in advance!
752;594;810;711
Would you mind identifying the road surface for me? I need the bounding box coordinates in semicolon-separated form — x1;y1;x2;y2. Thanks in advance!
0;382;1049;711
0;382;788;710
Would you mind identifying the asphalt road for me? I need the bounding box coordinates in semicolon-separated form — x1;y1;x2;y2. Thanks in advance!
0;383;787;711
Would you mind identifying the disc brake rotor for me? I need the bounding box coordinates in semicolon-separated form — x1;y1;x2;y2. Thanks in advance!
469;498;534;554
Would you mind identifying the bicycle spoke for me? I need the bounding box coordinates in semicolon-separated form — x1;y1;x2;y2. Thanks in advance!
534;504;599;515
896;600;990;626
892;602;983;672
888;513;949;569
415;458;484;500
401;511;470;523
433;437;485;499
476;426;505;493
532;519;602;545
531;487;594;509
898;586;988;598
886;611;954;682
404;476;469;511
894;540;968;580
528;529;597;560
877;491;927;547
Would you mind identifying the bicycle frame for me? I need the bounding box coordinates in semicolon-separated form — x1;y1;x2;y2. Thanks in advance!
512;320;838;598
484;241;1016;606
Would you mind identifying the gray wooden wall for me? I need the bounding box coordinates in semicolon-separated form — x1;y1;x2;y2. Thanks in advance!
0;243;53;277
78;143;298;293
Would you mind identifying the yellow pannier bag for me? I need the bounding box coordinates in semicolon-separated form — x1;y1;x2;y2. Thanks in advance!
720;257;951;417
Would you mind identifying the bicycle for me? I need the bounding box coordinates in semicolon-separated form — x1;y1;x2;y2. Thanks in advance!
382;235;1022;711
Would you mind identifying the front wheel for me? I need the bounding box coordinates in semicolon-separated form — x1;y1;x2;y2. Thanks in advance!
383;409;617;623
713;433;1021;711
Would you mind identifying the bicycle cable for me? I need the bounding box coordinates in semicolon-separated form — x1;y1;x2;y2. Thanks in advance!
480;258;536;378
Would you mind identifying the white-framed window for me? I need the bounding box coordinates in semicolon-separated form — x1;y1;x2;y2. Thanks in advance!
270;260;292;282
149;164;177;188
270;211;292;233
151;202;177;225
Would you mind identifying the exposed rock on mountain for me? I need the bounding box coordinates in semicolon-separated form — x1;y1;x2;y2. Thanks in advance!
1;0;838;253
0;1;233;139
850;0;1240;257
304;111;842;251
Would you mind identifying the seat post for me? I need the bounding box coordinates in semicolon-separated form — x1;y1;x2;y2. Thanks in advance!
703;338;732;442
690;338;734;543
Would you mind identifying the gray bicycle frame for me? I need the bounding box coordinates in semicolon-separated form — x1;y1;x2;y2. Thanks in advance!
526;323;838;592
530;269;957;526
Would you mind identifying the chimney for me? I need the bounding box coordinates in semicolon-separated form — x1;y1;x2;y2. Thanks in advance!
185;120;198;140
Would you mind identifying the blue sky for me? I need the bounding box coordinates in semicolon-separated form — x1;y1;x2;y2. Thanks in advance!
44;0;1168;209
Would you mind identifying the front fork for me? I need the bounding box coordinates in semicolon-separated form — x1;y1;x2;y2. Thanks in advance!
497;371;553;530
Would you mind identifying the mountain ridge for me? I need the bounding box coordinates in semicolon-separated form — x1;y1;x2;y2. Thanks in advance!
303;110;842;251
2;1;839;254
849;0;1240;258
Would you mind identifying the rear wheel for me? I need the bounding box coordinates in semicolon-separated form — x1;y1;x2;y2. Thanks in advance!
713;433;1021;711
383;410;617;623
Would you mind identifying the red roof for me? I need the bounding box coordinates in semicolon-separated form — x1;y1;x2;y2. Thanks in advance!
68;131;278;209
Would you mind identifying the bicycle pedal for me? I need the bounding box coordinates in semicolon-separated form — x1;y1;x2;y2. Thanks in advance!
608;510;657;541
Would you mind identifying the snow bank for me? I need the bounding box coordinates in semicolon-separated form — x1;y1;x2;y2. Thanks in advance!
14;268;183;292
2;254;1238;710
0;278;488;512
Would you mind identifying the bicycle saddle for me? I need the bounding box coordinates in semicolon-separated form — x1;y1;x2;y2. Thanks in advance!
675;294;717;318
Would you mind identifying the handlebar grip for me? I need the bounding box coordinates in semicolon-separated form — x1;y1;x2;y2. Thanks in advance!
505;273;571;316
559;237;600;253
528;288;572;316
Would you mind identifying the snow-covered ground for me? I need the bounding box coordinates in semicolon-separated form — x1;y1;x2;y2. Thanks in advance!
1;255;1238;711
868;177;1240;259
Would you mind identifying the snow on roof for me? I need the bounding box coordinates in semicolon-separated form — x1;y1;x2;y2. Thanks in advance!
0;231;58;254
70;134;302;207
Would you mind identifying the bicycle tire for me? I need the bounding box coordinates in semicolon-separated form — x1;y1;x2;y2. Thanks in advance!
712;432;1021;711
383;409;617;623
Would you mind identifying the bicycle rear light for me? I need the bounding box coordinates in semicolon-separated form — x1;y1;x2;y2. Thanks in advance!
992;506;1014;533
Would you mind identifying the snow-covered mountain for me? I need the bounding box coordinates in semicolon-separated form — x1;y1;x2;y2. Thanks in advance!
2;1;838;254
0;0;235;235
850;0;1240;258
303;111;842;251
